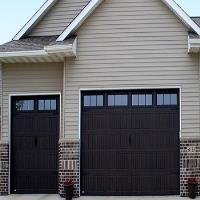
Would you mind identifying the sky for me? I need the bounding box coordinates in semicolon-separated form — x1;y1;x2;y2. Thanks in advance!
0;0;199;45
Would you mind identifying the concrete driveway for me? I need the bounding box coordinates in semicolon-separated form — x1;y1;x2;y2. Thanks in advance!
0;195;198;200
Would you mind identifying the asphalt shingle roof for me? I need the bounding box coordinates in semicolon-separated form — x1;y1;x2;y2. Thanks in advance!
189;17;200;39
192;17;200;27
0;36;75;53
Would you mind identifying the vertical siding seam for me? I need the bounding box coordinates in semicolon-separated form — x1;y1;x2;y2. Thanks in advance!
0;63;2;141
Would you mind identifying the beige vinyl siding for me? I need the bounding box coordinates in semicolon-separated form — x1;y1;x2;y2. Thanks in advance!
64;0;200;139
2;63;63;141
29;0;90;36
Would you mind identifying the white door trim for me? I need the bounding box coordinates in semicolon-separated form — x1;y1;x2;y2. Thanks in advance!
8;92;62;194
79;85;182;196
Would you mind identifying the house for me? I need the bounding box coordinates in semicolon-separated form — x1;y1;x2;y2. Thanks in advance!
0;0;200;197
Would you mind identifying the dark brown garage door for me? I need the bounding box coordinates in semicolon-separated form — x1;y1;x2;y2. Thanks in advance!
11;95;59;194
81;90;180;196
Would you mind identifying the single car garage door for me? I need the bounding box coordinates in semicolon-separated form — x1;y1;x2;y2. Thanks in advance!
11;95;59;194
81;89;180;196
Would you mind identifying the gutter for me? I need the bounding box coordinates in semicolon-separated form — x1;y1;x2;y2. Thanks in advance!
0;50;48;58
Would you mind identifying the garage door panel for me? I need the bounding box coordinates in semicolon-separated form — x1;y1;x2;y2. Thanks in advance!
13;116;36;134
132;174;179;195
82;133;129;150
81;90;180;196
82;174;179;195
155;112;179;129
129;151;179;170
131;132;179;149
82;175;132;195
82;151;129;169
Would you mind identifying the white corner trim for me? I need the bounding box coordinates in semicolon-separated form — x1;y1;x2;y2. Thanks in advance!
13;0;58;40
56;0;104;41
161;0;200;35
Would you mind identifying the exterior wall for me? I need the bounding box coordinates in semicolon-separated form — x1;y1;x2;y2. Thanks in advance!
2;62;63;141
180;139;200;196
0;142;9;195
62;0;200;197
29;0;90;37
64;0;199;140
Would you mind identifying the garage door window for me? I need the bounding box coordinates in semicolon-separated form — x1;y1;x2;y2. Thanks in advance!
84;95;103;107
157;93;177;106
108;95;128;106
38;99;57;110
132;94;152;106
16;100;34;111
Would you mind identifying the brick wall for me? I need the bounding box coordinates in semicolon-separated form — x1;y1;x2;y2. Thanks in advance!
180;139;200;197
58;140;80;197
0;142;9;195
1;138;200;197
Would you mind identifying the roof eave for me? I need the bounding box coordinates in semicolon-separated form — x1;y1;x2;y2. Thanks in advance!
0;39;77;63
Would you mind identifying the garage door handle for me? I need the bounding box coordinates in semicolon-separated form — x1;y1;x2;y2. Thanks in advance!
129;135;131;145
34;137;38;147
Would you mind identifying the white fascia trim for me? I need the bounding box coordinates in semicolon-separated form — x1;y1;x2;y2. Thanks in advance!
0;50;48;58
13;0;58;41
161;0;200;35
56;0;104;41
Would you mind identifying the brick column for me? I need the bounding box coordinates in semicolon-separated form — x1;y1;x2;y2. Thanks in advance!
180;139;200;197
0;142;9;195
58;140;80;197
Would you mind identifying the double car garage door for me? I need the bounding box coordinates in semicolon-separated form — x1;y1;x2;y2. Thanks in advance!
81;89;180;196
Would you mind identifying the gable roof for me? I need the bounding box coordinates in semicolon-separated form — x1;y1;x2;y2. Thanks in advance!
13;0;59;40
161;0;200;35
56;0;104;41
13;0;200;42
57;0;200;41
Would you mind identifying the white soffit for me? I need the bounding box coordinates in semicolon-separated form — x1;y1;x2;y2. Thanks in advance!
13;0;58;40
